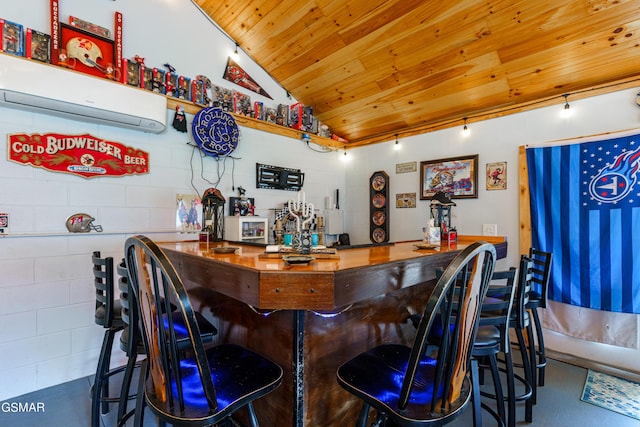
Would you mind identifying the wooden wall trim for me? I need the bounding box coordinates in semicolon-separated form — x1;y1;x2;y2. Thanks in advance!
519;145;531;254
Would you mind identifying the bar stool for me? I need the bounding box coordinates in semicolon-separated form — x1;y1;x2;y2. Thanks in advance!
90;251;126;427
115;258;219;426
125;235;283;427
337;242;496;427
525;248;553;389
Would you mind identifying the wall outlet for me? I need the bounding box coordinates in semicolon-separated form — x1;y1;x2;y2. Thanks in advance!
482;223;498;236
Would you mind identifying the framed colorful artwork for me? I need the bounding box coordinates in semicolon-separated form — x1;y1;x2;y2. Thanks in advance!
420;154;478;199
60;23;114;78
486;161;507;190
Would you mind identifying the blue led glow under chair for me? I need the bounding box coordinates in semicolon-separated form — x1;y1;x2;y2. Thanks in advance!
125;235;283;427
336;242;496;427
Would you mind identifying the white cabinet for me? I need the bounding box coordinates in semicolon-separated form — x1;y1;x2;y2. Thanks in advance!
224;216;268;244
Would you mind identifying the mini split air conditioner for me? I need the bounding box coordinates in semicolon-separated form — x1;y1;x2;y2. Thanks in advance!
0;53;167;133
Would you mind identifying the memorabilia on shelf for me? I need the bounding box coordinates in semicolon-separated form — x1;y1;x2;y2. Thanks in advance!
60;23;114;78
254;101;264;120
195;75;212;106
191;79;204;105
232;90;252;116
25;29;50;62
165;72;178;97
265;107;277;124
65;213;103;233
276;104;289;126
151;68;165;93
177;76;190;100
303;106;314;131
124;58;141;87
57;48;76;68
68;16;111;39
289;102;303;130
369;171;390;244
163;62;176;73
104;62;120;80
1;19;24;56
133;54;145;66
213;85;233;111
223;56;272;99
142;67;153;90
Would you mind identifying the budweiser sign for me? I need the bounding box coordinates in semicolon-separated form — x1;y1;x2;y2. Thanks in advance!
8;133;149;178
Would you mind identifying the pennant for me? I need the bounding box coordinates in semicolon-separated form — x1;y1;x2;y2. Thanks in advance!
223;57;272;99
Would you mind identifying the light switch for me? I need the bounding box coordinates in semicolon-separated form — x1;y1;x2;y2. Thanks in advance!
482;224;498;236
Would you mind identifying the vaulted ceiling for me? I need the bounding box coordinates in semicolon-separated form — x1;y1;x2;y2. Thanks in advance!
194;0;640;147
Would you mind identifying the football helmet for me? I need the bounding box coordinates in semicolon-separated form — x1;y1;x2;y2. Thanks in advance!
65;213;103;233
66;37;103;67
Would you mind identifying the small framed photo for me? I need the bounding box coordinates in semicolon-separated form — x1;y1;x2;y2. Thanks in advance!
486;161;507;190
1;19;24;56
25;29;50;62
420;154;478;199
396;193;417;208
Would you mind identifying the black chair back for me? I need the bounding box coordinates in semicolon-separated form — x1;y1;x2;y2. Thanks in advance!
398;241;496;414
125;236;218;417
124;235;281;425
484;266;519;351
528;248;553;308
513;255;534;330
92;251;116;328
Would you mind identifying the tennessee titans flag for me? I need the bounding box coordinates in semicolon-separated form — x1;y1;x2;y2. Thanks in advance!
526;134;640;314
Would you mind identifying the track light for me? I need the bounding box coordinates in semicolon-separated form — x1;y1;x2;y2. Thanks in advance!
232;43;239;60
561;94;572;118
462;118;470;136
394;134;400;150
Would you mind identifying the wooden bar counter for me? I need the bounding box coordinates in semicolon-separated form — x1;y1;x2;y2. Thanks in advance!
160;236;507;426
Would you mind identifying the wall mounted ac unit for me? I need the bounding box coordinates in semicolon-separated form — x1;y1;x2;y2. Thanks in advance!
0;54;167;133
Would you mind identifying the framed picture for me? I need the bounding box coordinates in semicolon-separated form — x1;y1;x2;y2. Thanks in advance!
486;161;507;190
420;154;478;199
396;193;417;208
60;23;114;78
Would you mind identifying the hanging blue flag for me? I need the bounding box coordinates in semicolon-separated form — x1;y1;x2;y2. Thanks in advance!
526;134;640;314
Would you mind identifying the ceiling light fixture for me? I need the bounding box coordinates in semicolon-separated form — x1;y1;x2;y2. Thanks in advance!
232;43;239;60
561;94;573;118
462;118;470;136
394;134;400;150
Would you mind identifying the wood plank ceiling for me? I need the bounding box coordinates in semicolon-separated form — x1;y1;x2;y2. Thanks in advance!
194;0;640;147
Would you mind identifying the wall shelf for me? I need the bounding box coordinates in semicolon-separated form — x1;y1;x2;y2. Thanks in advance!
165;97;343;150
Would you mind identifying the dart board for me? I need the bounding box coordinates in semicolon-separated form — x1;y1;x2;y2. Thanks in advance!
192;107;239;157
